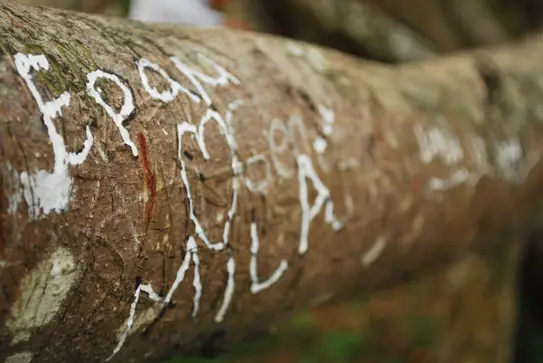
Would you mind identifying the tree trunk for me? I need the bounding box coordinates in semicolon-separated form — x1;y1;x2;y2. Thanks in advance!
234;0;436;62
234;0;512;61
1;2;543;362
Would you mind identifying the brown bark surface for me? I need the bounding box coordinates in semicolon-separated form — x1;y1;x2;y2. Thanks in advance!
13;0;113;14
1;2;543;363
225;238;522;363
233;0;513;61
234;0;435;62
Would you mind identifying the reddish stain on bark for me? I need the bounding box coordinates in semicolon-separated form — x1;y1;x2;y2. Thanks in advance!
138;132;156;231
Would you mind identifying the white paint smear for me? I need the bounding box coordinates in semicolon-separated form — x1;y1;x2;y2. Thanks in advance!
428;168;471;191
14;53;94;219
136;57;200;103
190;244;202;318
318;105;335;136
86;69;137;156
108;238;201;361
414;124;463;165
177;108;241;251
139;283;163;303
297;154;345;255
106;282;144;361
4;352;34;363
175;101;244;323
268;118;295;179
249;221;289;294
362;235;387;266
287;41;305;56
243;155;272;194
215;256;236;323
213;101;244;323
6;247;77;344
163;237;201;312
313;137;327;154
312;106;335;154
107;57;243;356
170;54;239;106
494;138;523;182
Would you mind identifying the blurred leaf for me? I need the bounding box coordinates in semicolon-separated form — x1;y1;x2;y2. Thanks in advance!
288;310;315;333
403;315;438;348
320;331;367;362
163;355;228;363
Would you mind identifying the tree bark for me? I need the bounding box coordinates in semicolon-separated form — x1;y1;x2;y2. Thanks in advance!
13;0;116;14
234;0;436;62
234;0;513;61
1;2;543;362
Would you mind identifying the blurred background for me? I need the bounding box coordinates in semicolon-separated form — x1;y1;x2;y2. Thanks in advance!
11;1;543;362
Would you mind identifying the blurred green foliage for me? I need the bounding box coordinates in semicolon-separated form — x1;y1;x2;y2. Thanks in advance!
163;298;440;363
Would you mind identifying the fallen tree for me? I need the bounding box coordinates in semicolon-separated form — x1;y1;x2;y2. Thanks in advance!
1;2;543;362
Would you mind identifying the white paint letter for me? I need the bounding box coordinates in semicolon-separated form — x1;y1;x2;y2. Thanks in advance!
136;58;200;103
107;237;202;361
214;255;236;323
176;109;241;251
243;155;272;194
249;217;289;294
170;53;239;106
164;236;201;317
106;282;144;361
14;53;94;219
86;69;137;156
297;154;345;255
268;118;295;179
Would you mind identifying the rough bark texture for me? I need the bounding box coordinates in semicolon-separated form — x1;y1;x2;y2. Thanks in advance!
13;0;122;15
211;239;522;363
2;2;543;363
365;0;507;50
234;0;513;61
235;0;436;62
436;238;521;363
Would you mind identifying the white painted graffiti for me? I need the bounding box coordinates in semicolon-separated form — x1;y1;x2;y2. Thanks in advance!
296;154;345;255
249;216;289;294
176;108;240;251
14;53;94;219
242;154;272;194
313;105;335;154
86;69;138;156
9;51;349;362
268;117;295;179
137;57;200;104
170;53;240;106
107;237;201;362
